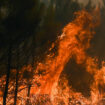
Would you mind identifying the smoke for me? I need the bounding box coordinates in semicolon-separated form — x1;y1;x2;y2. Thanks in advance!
78;0;104;7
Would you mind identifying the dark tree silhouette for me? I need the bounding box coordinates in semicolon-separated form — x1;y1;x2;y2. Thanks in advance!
3;43;12;105
14;48;20;105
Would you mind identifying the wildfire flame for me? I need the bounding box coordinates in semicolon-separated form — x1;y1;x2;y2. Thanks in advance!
1;8;105;105
30;8;101;105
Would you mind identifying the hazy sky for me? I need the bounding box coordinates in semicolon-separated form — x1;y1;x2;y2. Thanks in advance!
41;0;104;8
78;0;104;7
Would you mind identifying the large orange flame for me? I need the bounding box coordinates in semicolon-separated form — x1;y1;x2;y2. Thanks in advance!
29;9;101;104
1;8;103;105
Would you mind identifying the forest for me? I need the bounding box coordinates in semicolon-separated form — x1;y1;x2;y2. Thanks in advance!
0;0;105;105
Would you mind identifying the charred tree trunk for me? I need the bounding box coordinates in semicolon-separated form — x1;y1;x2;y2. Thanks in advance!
27;84;31;97
26;84;31;105
14;49;20;105
14;69;19;105
26;36;35;105
3;44;12;105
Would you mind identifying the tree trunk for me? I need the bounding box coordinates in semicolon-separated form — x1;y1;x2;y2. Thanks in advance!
26;35;35;105
3;44;12;105
14;49;20;105
26;37;35;104
27;84;31;97
26;84;31;105
14;69;19;105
